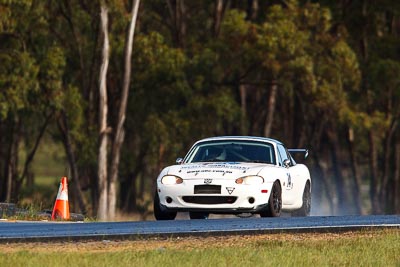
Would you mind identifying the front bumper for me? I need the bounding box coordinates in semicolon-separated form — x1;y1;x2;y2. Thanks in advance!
159;202;269;214
157;179;273;214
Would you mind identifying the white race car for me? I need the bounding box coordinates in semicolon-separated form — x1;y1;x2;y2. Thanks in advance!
154;136;311;220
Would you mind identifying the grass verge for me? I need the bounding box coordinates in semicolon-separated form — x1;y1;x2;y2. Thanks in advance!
0;229;398;267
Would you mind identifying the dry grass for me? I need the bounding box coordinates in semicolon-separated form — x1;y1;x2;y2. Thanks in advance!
0;229;394;253
0;229;398;267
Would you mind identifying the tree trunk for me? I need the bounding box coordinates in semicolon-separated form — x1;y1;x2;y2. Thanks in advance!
166;0;186;48
246;0;258;21
57;111;87;214
368;131;381;214
122;142;148;212
394;142;400;213
213;0;228;38
5;118;17;203
19;113;52;188
0;123;5;200
108;0;140;220
239;84;247;135
292;91;306;148
312;152;335;215
346;127;363;214
360;0;368;61
326;126;347;215
97;2;110;221
59;0;86;94
380;120;397;211
264;81;277;137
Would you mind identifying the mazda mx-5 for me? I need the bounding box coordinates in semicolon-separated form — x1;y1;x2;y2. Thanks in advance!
154;136;311;220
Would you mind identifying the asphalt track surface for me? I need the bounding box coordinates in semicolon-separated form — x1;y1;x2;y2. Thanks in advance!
0;215;399;243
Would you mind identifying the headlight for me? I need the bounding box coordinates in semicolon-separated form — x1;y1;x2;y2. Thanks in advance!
235;176;264;185
161;175;183;185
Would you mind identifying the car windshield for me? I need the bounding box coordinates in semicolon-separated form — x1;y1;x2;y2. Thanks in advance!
185;140;276;164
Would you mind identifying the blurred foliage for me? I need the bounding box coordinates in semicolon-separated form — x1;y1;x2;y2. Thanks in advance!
0;0;399;216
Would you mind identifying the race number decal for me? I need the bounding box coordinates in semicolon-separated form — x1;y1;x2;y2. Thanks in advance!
286;173;292;188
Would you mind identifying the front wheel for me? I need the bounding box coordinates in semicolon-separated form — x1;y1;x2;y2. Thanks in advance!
260;181;282;217
153;192;177;220
292;182;311;217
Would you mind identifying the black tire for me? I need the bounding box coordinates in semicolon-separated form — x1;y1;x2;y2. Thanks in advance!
189;212;209;219
292;182;311;217
260;181;282;217
153;192;177;220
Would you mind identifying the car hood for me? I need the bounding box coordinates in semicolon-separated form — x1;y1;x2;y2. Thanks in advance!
166;162;276;179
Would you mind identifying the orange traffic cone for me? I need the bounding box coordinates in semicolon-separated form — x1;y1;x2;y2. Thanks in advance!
51;177;70;220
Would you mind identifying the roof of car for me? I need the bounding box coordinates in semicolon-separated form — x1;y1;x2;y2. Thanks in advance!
194;136;283;145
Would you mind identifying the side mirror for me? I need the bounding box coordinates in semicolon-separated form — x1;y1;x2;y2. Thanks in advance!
283;159;291;168
176;158;183;164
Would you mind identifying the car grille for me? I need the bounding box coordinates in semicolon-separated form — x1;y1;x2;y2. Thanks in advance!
182;196;237;204
194;184;221;194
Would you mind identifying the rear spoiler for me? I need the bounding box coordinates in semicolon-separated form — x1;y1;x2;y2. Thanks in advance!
288;149;309;159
